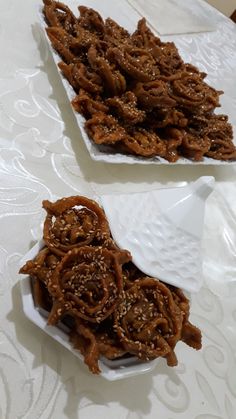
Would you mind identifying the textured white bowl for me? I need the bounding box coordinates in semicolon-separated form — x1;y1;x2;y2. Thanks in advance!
19;240;157;381
19;177;214;378
101;176;215;293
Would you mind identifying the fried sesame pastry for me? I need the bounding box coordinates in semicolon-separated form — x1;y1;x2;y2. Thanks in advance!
180;129;211;161
205;115;236;160
186;113;235;160
95;323;127;360
47;25;99;61
43;196;112;256
77;5;104;35
108;46;160;82
58;60;81;88
85;112;127;145
170;73;222;112
20;193;203;375
58;61;103;94
159;127;183;162
123;127;167;158
168;287;202;350
71;25;99;53
133;80;176;110
180;321;203;350
72;89;108;118
31;276;53;312
183;63;207;79
20;246;61;286
152;42;184;76
70;317;127;374
46;27;77;63
170;73;207;108
43;0;235;162
132;18;183;74
87;45;126;96
104;18;131;47
132;22;183;79
43;0;78;35
198;86;223;115
47;245;131;325
131;18;162;50
204;114;233;136
188;113;212;131
123;262;145;290
70;318;100;374
147;108;188;129
106;91;146;125
114;278;183;365
169;287;190;322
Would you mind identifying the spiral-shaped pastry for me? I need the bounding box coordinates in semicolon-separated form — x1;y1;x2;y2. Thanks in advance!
206;138;236;160
19;192;203;375
43;0;77;34
43;196;112;256
20;247;59;311
123;127;166;158
47;245;131;324
104;18;130;47
131;18;161;50
72;90;108;118
77;6;104;35
58;61;103;94
170;73;207;107
71;26;99;54
85;112;126;145
170;73;222;113
205;115;236;160
46;27;76;63
108;46;159;82
114;278;183;365
20;247;61;286
181;130;211;161
106;91;146;125
153;42;184;76
133;80;176;110
88;45;126;96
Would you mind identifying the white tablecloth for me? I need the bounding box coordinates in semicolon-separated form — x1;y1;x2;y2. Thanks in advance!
0;0;236;418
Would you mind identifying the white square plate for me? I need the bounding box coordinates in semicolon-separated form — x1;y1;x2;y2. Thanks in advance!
39;0;236;166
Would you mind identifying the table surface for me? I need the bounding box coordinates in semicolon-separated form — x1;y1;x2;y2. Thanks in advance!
1;0;236;418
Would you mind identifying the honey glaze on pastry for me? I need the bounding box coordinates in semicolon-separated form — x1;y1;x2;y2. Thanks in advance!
20;195;202;374
43;0;236;161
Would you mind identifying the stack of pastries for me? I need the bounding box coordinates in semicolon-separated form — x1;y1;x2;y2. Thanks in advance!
20;196;202;374
42;0;236;162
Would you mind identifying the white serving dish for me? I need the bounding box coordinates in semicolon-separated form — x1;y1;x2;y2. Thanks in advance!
101;176;215;293
20;240;157;381
38;0;236;166
19;177;213;379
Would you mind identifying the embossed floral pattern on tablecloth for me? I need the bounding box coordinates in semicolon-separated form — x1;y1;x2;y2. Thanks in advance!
0;0;236;418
